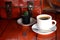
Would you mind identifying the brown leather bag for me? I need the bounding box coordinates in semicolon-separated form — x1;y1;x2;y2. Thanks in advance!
50;0;60;6
48;0;60;12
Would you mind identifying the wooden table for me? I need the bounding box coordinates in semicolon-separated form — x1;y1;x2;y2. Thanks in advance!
0;11;60;40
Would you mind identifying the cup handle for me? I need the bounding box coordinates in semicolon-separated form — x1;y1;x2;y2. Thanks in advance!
52;20;56;27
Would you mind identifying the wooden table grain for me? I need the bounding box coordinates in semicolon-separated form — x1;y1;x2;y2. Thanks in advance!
0;12;60;40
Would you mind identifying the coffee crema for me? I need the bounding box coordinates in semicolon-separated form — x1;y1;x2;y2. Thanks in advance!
39;16;50;20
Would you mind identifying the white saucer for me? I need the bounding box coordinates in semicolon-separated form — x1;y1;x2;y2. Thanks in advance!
17;17;36;26
32;24;57;35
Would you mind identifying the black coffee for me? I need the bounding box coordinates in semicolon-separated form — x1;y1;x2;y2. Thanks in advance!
39;16;50;20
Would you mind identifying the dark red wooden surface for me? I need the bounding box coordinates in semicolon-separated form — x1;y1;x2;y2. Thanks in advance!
0;12;60;40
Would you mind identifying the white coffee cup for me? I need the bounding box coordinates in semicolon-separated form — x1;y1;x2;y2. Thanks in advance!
37;14;56;30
